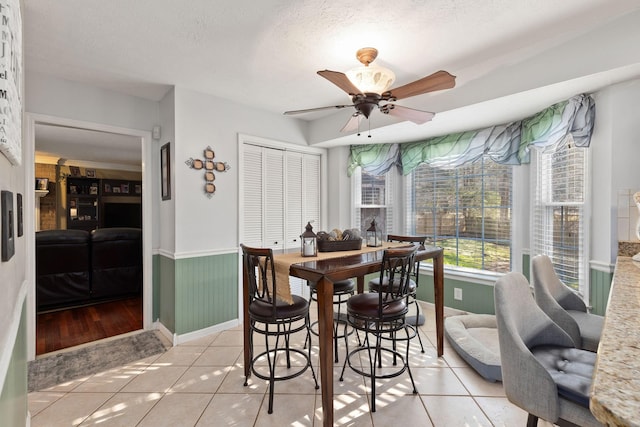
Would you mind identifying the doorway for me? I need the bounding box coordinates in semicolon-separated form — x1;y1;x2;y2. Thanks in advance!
24;113;154;360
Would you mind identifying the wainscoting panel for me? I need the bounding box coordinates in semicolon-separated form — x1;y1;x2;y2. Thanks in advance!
590;267;613;316
174;253;239;335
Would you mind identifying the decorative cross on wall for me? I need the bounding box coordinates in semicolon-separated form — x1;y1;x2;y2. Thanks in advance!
185;146;230;198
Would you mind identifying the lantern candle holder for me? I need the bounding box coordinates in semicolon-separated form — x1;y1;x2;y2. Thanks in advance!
301;221;318;257
366;218;383;247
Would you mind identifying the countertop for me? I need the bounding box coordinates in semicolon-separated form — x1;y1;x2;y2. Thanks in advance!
590;256;640;426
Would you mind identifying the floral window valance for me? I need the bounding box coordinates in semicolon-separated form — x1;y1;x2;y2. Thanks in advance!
347;94;595;176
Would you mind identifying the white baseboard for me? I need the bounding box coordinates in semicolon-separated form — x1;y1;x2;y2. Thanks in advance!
152;319;240;347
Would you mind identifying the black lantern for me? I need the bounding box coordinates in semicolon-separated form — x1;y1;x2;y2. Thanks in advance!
366;217;382;247
301;221;317;257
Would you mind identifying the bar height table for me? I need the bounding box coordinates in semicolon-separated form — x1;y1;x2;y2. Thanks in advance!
242;245;444;427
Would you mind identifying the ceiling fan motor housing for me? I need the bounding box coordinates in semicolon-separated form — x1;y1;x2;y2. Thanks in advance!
352;93;381;118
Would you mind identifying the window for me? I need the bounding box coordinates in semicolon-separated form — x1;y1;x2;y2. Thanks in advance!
406;156;513;273
531;144;587;292
352;168;394;237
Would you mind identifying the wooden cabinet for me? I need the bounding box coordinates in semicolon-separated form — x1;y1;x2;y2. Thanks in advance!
101;179;142;197
66;177;142;231
67;177;100;231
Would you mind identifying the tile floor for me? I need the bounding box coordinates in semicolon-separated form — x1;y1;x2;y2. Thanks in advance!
28;303;555;426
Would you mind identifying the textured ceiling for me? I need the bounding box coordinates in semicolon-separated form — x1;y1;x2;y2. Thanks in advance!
25;0;640;162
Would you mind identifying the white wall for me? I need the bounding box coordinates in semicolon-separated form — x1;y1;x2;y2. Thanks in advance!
26;71;159;132
171;87;309;255
157;89;176;254
326;146;352;229
588;79;640;265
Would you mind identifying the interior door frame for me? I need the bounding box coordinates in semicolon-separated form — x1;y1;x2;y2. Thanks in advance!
24;112;154;361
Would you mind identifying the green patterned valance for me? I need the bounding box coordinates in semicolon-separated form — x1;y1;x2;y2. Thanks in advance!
349;94;595;176
347;143;400;177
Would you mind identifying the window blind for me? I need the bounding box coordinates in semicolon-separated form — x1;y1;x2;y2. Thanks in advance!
408;156;512;272
531;144;587;291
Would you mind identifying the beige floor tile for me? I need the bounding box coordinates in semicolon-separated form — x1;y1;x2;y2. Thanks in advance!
315;393;373;427
333;366;368;395
71;364;145;393
41;376;89;393
441;345;473;368
412;367;469;395
180;333;220;347
474;396;532;426
120;365;188;393
254;393;315;427
370;394;432;425
137;393;212;427
78;392;162;426
27;391;66;417
212;330;245;346
452;367;505;397
153;345;206;366
169;366;231;393
193;346;243;366
421;395;492;426
31;392;113;427
195;393;263;427
216;365;269;394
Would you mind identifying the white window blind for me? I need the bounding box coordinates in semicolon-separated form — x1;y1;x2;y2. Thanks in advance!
531;144;587;291
407;157;512;273
353;168;394;237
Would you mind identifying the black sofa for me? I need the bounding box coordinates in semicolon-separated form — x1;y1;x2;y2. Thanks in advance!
36;227;142;312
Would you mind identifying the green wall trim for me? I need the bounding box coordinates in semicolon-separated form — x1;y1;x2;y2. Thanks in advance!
158;254;176;333
415;273;496;314
0;299;28;427
174;253;239;335
590;268;613;316
155;252;239;336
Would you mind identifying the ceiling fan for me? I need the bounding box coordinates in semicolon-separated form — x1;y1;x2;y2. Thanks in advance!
284;47;456;134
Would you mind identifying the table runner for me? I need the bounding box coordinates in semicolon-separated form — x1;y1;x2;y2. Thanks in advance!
273;241;406;303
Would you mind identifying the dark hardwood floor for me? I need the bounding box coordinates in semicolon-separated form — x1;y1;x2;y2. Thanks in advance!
36;296;143;355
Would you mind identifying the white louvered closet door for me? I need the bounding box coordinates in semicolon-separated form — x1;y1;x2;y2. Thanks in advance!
285;152;303;249
241;142;321;299
242;144;264;247
264;148;285;251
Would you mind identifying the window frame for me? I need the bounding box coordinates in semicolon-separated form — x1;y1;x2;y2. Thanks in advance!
404;156;514;276
530;144;590;300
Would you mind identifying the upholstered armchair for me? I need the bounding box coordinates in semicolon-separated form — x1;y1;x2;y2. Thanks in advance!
531;254;603;352
494;272;602;426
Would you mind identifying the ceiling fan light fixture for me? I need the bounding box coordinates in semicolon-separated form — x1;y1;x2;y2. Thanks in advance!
346;64;395;95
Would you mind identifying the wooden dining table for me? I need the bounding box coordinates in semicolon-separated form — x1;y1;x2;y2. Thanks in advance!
241;243;444;427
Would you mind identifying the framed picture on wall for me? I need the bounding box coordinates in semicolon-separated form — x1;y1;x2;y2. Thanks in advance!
161;142;171;201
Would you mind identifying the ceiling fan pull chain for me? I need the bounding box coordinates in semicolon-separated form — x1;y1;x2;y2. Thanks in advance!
368;118;372;138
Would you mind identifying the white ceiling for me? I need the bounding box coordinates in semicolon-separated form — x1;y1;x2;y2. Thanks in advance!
25;0;640;163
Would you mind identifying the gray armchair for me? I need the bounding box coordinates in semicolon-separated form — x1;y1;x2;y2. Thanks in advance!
494;272;602;426
531;254;603;352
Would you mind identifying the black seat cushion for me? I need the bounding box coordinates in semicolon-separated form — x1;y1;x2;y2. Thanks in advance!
532;346;596;408
368;277;417;294
347;293;407;320
250;294;309;321
311;279;355;295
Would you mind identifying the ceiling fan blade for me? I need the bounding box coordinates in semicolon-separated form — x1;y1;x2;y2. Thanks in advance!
317;70;362;96
387;70;456;100
380;104;435;124
340;113;362;133
284;104;352;115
